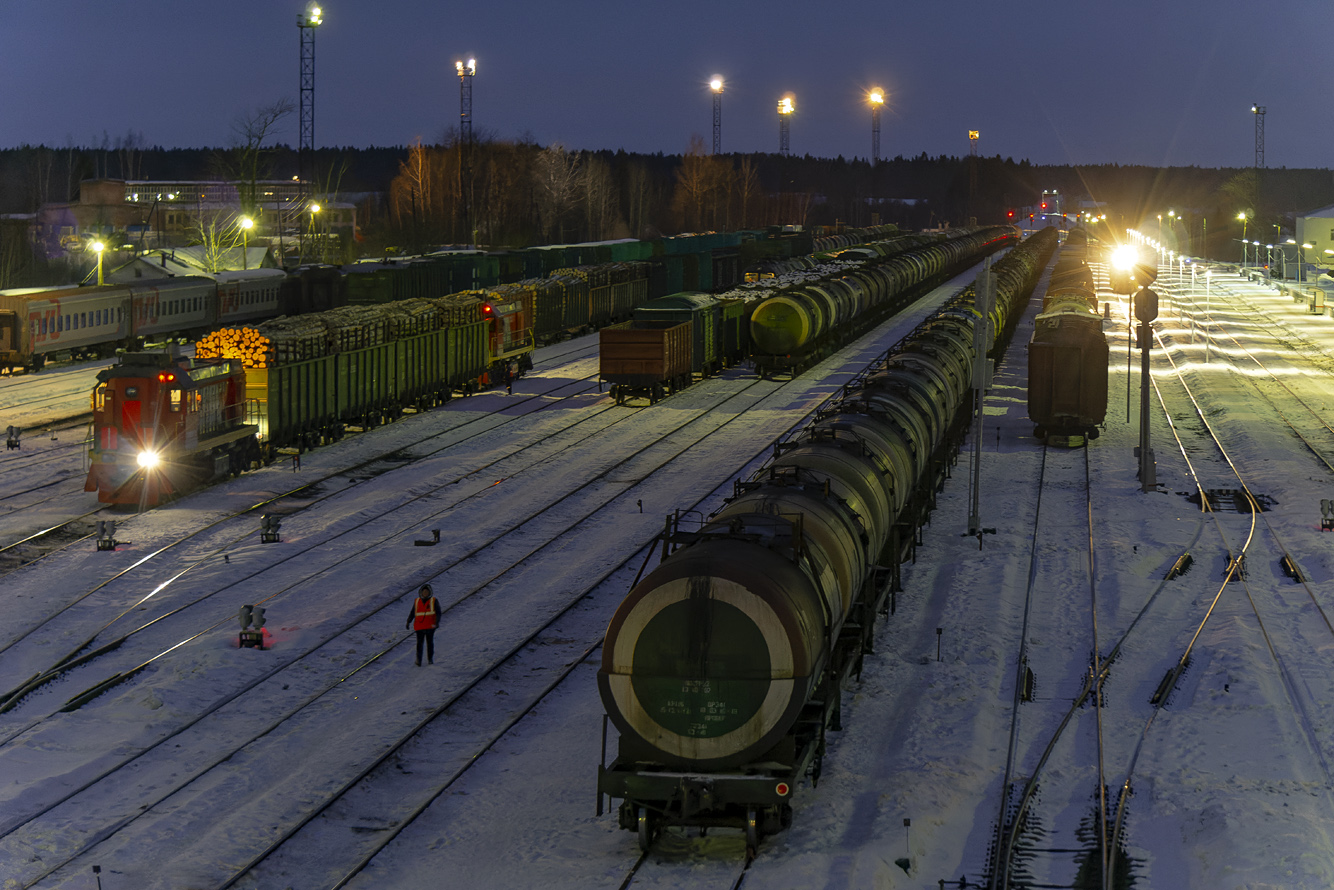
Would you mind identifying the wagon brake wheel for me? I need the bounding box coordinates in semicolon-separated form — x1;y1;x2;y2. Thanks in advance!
637;806;654;853
744;807;760;859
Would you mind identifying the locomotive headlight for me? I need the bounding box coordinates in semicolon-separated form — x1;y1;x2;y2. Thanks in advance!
137;450;161;470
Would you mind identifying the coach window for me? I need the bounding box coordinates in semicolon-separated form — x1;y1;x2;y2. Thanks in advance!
169;388;183;412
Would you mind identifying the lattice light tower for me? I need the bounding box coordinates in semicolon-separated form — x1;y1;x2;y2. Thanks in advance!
457;58;476;143
297;3;322;194
868;89;884;163
1251;103;1266;169
456;58;476;244
710;77;724;155
778;95;794;155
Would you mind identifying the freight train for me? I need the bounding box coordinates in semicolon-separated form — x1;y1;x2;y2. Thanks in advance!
597;228;1020;404
4;225;898;375
595;227;1059;857
82;227;905;506
1027;228;1109;442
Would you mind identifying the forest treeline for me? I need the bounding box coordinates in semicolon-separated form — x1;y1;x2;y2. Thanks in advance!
3;135;1334;260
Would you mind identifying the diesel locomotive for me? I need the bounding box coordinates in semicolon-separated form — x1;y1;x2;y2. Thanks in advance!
596;227;1059;856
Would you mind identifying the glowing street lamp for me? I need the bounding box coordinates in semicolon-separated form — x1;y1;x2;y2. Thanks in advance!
92;240;105;286
868;88;884;163
239;216;254;270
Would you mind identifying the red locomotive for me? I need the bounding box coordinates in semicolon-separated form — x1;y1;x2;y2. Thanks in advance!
85;351;260;507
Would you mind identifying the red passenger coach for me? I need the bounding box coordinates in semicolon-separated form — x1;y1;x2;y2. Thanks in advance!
85;351;260;506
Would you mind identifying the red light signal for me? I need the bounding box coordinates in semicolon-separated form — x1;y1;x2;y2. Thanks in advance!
1040;202;1048;210
1006;210;1014;219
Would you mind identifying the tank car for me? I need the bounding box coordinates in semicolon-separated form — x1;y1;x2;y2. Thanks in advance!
84;351;259;507
748;227;1019;377
1028;229;1109;442
596;228;1058;855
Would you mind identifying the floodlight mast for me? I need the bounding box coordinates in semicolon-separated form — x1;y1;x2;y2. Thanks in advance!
297;4;322;262
710;77;723;155
456;58;477;245
778;95;794;154
869;89;884;163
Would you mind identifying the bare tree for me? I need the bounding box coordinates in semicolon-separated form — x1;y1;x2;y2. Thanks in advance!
214;99;295;217
189;215;243;273
532;144;580;243
582;155;620;241
737;156;761;229
116;129;146;181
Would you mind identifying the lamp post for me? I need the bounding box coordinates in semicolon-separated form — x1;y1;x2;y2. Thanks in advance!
868;88;884;163
710;77;723;155
240;216;254;270
92;240;105;286
1301;243;1313;283
1237;211;1250;265
309;203;321;264
777;95;794;155
1204;269;1212;362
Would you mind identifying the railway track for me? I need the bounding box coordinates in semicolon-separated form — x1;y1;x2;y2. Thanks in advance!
992;260;1334;889
0;329;891;889
0;357;618;719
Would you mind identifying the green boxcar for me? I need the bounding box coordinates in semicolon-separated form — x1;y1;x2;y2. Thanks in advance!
632;292;722;376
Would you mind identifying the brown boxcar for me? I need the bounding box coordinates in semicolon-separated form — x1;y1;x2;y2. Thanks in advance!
599;320;692;405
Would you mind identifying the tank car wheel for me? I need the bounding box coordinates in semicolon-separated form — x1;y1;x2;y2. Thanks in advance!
1033;426;1047;440
637;807;655;853
1088;427;1100;440
744;808;760;858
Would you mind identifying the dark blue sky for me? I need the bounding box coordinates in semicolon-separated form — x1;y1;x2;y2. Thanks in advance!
3;0;1328;168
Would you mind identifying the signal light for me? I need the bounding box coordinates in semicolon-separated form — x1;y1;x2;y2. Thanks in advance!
1040;202;1048;210
1006;210;1014;219
157;372;176;383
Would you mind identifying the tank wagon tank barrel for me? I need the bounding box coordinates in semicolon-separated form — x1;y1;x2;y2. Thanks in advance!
748;226;1021;377
597;227;1060;854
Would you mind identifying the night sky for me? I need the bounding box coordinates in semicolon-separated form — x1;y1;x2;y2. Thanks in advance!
3;0;1329;168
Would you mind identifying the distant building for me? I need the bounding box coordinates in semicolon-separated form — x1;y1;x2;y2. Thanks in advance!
34;178;356;267
1295;204;1334;269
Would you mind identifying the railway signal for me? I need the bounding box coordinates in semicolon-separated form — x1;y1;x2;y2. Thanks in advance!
260;514;282;543
238;604;266;649
1321;499;1334;530
94;520;118;551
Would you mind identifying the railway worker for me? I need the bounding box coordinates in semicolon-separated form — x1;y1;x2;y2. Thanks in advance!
406;584;441;666
503;360;515;395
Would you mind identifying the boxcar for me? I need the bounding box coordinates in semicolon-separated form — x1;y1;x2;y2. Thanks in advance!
599;321;692;405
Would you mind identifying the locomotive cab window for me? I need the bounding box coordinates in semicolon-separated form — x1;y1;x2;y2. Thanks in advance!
93;383;109;411
169;388;183;412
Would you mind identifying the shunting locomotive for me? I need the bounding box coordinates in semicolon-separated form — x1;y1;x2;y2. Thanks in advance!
84;351;258;506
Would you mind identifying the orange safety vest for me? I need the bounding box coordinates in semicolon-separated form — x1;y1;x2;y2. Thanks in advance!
413;596;439;631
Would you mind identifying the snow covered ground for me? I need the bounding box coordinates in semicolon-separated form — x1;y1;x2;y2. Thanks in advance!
3;255;1334;889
